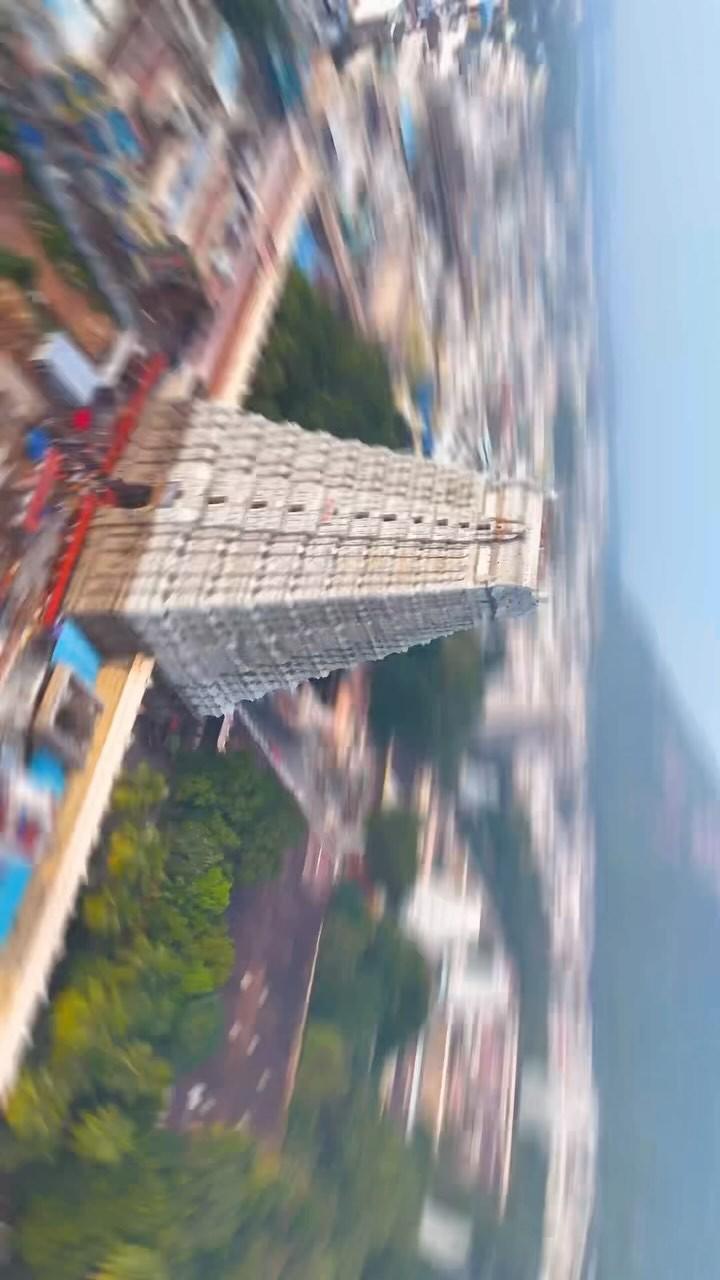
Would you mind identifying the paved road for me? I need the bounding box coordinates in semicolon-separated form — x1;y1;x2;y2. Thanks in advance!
168;842;324;1147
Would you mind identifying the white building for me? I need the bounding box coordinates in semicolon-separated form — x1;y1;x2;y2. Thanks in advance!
65;403;545;714
404;871;486;956
393;850;519;1210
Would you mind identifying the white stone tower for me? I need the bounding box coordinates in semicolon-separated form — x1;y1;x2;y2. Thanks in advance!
65;403;545;714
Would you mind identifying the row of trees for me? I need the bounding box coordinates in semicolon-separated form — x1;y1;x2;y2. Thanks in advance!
217;0;289;45
1;753;308;1279
461;806;551;1277
370;630;503;785
248;268;410;450
309;882;430;1069
0;757;438;1279
0;248;36;289
364;809;420;908
463;1135;548;1280
464;806;551;1064
287;885;434;1279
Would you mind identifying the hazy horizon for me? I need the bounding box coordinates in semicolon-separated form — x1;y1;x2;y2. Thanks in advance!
602;0;720;769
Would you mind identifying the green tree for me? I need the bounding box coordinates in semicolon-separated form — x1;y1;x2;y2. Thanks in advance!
71;1105;136;1166
5;1067;70;1154
249;269;409;450
468;1191;501;1276
309;888;428;1068
295;1022;349;1110
491;1139;548;1280
181;926;235;994
94;1041;172;1107
217;0;289;44
187;865;232;915
364;810;419;906
368;923;430;1055
106;823;168;891
52;977;131;1057
168;813;233;877
17;1158;176;1280
330;880;369;923
309;915;383;1073
19;1190;119;1280
222;1236;289;1280
2;741;344;1278
171;994;225;1072
170;750;301;883
310;910;373;1023
83;886;125;936
369;632;495;782
94;1244;170;1280
170;1129;259;1257
0;247;36;288
466;807;550;1061
111;763;168;819
82;824;167;938
363;1248;440;1279
330;1093;427;1270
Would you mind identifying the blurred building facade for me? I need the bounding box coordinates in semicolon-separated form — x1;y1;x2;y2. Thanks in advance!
382;774;519;1212
64;403;545;711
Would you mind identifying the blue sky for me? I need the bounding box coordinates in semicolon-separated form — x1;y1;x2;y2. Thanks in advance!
607;0;720;765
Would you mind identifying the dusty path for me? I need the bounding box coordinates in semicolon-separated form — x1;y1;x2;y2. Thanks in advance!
0;182;115;358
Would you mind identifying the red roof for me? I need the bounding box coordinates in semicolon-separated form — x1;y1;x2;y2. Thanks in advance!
71;407;94;432
0;153;22;177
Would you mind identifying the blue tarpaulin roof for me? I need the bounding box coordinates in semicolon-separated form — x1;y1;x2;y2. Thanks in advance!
69;67;104;96
105;110;142;160
25;426;51;462
399;100;417;169
414;380;434;417
413;381;435;457
0;857;32;946
81;118;111;156
267;43;304;113
294;220;322;280
51;620;100;688
16;121;45;151
28;749;66;798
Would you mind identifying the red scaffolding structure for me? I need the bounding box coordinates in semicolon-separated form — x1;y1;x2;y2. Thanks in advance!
42;353;167;628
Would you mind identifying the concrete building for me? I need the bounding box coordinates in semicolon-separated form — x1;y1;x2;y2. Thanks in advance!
0;656;153;1100
382;786;519;1212
419;1199;473;1275
404;871;486;955
65;403;545;714
389;852;519;1210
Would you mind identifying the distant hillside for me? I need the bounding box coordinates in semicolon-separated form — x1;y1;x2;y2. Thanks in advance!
594;578;720;889
591;576;720;1280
